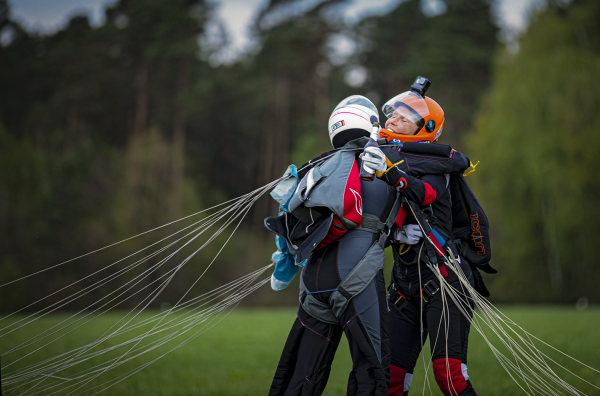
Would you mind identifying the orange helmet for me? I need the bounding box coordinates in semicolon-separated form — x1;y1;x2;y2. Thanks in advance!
380;78;445;144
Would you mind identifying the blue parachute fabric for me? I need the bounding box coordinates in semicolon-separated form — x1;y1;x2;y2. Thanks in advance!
269;164;299;212
271;235;300;291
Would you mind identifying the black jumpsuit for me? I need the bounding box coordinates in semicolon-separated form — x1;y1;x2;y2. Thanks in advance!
269;165;396;396
381;145;478;396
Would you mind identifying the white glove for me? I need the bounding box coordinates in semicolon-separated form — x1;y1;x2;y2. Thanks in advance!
394;224;423;245
360;146;387;173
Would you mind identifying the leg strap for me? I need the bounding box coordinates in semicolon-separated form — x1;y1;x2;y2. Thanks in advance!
300;242;385;323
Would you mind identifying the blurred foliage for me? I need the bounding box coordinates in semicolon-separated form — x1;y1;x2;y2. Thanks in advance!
468;0;600;303
1;0;595;311
357;0;498;150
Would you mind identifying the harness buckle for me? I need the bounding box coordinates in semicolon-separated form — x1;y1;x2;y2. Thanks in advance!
388;283;405;307
421;279;440;303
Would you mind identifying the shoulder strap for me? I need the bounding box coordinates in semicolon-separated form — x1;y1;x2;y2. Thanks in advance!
378;192;401;248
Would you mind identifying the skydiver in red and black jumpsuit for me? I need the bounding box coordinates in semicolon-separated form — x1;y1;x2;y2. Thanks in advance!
362;85;478;396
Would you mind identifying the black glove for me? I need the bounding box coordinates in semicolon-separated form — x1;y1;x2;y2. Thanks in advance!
377;165;408;192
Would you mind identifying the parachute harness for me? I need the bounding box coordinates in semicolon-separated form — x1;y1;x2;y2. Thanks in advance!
405;201;600;396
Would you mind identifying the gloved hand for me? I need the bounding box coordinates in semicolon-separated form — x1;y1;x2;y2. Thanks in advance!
378;164;408;191
394;224;423;245
360;146;387;174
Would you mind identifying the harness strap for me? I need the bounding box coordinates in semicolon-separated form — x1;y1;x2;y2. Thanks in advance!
388;283;420;325
421;279;440;303
378;192;402;248
299;275;338;324
328;242;385;318
404;198;439;265
299;193;401;323
361;214;386;232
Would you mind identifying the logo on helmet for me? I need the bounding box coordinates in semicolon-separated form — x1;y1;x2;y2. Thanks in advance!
331;120;345;133
434;125;443;140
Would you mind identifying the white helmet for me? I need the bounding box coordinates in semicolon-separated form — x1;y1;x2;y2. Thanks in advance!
328;95;379;149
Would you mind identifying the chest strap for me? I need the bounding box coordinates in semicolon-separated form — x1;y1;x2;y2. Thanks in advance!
361;214;386;232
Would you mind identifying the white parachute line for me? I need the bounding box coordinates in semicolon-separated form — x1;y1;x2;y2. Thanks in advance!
441;264;565;395
429;266;548;395
531;350;600;390
444;257;539;392
415;243;433;396
11;273;272;396
472;297;600;377
4;270;186;392
3;254;200;370
54;278;269;396
460;280;581;393
2;217;217;353
164;177;279;314
404;202;596;396
440;276;457;396
439;264;587;395
0;193;253;327
64;178;274;394
16;180;275;395
3;266;268;385
2;266;268;384
2;237;192;348
3;197;260;396
62;200;256;396
7;268;270;394
5;281;249;389
93;263;271;340
0;189;258;345
4;189;264;379
83;277;272;396
0;192;257;289
3;247;208;370
16;196;259;396
428;223;584;392
4;176;280;395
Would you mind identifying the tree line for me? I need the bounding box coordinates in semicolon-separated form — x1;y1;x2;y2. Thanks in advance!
0;0;596;311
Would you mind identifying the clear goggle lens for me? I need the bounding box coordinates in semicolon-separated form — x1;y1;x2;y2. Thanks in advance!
382;91;429;130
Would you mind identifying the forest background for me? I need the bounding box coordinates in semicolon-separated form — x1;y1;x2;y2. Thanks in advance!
1;0;599;312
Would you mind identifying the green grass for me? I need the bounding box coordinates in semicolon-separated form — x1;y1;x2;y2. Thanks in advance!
1;306;599;395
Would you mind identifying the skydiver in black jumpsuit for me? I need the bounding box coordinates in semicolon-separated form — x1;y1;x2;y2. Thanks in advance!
364;85;479;396
379;145;477;396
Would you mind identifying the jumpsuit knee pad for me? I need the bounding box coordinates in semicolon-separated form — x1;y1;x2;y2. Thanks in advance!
389;365;412;396
432;358;468;396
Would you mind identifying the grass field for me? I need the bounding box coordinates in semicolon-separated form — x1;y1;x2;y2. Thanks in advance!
1;306;599;395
